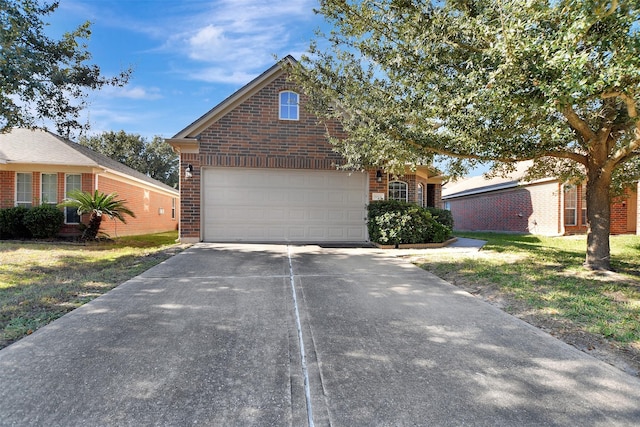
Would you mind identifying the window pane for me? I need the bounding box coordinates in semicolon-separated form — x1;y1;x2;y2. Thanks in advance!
564;186;577;226
65;174;81;223
388;181;408;202
16;173;32;208
279;91;298;120
417;183;424;207
41;174;57;204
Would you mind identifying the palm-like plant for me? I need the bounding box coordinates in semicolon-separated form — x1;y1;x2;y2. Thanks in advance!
58;190;135;240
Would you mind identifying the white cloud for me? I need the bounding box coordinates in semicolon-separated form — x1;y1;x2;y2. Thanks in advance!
117;86;163;100
187;67;260;85
161;0;318;82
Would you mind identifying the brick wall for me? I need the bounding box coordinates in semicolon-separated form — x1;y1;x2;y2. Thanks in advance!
447;180;639;236
97;176;178;237
448;181;562;235
197;74;345;169
0;171;14;208
0;169;177;238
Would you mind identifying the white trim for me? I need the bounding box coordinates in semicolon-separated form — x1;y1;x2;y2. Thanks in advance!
15;172;32;208
279;90;299;121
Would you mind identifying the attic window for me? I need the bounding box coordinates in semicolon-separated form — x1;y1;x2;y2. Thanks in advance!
279;91;299;120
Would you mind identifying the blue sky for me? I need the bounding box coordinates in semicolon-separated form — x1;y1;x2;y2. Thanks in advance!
47;0;326;140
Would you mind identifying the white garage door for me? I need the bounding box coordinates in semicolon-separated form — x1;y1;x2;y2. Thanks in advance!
203;168;368;242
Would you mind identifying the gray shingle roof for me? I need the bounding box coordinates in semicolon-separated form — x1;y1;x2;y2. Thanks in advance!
0;128;178;194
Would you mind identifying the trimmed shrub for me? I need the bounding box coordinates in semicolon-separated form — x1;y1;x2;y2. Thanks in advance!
0;206;31;239
425;207;454;230
23;205;64;239
367;200;452;245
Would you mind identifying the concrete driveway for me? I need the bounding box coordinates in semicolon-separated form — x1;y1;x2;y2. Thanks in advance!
1;244;639;426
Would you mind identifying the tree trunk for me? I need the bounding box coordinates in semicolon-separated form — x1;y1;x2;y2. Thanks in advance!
82;212;102;240
584;167;612;270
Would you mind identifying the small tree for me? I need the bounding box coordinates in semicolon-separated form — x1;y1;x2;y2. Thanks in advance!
58;190;135;240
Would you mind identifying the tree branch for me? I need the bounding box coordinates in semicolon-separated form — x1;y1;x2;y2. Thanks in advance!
561;104;597;143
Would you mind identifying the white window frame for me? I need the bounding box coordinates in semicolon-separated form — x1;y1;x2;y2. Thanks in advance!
564;185;577;226
388;181;408;202
580;185;587;227
65;174;82;224
41;173;58;205
16;172;32;208
279;90;299;120
417;183;425;207
171;197;176;220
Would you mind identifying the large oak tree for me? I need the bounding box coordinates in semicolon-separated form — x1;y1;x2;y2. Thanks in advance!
0;0;131;137
292;0;640;270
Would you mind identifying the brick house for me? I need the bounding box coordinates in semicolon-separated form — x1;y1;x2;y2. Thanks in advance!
167;56;443;244
0;128;179;237
442;161;639;235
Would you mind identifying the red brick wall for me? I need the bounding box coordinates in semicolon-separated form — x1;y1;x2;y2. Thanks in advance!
448;188;535;233
197;75;346;169
447;180;639;236
0;171;14;208
97;176;178;237
0;169;177;238
178;153;201;239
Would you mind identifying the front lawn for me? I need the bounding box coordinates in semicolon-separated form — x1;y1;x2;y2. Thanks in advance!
414;232;640;376
0;231;187;349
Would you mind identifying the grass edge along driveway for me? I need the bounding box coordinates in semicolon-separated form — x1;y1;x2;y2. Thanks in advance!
0;231;188;350
414;232;640;378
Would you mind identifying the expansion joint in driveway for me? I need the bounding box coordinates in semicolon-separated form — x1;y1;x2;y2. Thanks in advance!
287;245;315;427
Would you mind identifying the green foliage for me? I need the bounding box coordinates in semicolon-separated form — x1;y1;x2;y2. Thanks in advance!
58;190;135;240
367;200;452;245
0;206;31;239
79;132;178;187
0;0;131;137
293;0;640;269
425;207;454;230
23;205;64;239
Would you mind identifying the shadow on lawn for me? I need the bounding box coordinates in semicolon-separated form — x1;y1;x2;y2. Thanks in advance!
0;250;174;349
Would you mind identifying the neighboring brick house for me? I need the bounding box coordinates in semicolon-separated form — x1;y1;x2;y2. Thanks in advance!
167;56;442;243
442;161;639;235
0;128;179;237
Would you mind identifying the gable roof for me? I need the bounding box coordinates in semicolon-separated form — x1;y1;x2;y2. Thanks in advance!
442;161;555;199
171;55;298;141
0;128;178;195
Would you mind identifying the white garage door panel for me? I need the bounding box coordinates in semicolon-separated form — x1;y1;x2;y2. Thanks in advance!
203;168;368;242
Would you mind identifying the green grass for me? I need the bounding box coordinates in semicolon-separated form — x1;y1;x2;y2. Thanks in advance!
0;231;186;349
416;232;640;350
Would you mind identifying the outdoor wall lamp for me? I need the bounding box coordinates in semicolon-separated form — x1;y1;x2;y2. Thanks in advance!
185;164;193;179
376;170;383;183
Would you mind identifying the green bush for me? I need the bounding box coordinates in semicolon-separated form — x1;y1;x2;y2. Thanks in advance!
425;207;454;230
0;206;31;239
23;205;64;239
367;200;452;245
